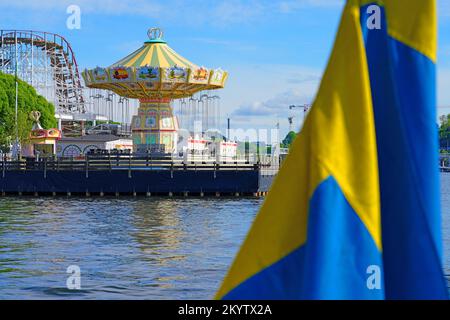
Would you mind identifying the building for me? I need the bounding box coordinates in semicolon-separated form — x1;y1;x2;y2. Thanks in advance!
56;134;132;157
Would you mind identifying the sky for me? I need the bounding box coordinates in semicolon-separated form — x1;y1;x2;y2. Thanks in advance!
0;0;449;138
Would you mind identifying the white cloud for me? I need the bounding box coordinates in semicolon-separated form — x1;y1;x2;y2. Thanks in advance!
0;0;344;27
0;0;162;16
210;0;266;26
220;64;321;137
232;89;312;117
220;63;320;110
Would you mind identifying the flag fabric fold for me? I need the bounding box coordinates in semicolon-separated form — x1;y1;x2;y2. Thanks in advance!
216;0;447;300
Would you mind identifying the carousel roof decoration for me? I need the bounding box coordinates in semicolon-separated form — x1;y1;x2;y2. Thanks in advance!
82;28;228;99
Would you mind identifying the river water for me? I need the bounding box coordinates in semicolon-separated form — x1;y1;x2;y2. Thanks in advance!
0;174;449;299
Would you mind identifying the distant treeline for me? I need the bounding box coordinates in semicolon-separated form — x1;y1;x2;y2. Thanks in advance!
234;131;298;156
440;114;450;153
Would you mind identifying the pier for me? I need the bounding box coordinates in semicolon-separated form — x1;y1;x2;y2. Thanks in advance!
0;155;277;197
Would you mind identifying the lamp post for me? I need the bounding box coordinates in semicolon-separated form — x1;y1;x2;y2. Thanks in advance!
189;97;199;134
211;95;220;131
118;97;130;133
200;94;209;131
90;93;104;126
106;93;114;123
12;31;20;159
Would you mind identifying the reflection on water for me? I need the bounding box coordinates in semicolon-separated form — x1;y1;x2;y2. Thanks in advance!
0;197;261;299
0;174;448;299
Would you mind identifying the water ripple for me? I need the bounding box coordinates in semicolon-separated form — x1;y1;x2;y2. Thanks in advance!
0;197;260;299
0;174;448;299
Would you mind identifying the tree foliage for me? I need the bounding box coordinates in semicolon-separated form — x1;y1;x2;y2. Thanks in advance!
440;114;450;152
281;131;297;149
0;72;57;152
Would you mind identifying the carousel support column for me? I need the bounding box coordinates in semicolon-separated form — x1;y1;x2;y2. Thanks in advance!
132;97;179;155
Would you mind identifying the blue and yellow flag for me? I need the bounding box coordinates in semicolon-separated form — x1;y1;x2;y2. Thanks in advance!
216;0;448;300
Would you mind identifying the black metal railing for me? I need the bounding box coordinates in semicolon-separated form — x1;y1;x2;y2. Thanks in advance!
0;155;279;175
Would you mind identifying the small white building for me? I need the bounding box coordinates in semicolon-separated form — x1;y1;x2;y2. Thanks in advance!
179;135;237;162
56;134;132;157
217;141;237;160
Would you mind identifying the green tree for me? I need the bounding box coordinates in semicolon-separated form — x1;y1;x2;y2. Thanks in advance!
0;72;56;152
439;114;450;152
281;131;297;149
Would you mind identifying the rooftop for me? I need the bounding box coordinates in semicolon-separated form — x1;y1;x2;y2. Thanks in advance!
60;134;130;143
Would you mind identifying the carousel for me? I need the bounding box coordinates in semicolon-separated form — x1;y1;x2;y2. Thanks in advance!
82;28;228;155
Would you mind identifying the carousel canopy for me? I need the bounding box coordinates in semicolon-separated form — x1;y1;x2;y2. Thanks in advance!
82;28;228;100
111;39;198;69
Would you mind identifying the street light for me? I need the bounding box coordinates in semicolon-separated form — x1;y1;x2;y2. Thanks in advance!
210;96;221;130
90;93;104;125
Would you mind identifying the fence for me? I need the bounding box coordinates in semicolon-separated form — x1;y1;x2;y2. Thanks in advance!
1;154;279;177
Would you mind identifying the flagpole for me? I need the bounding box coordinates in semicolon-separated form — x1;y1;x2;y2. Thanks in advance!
14;31;19;159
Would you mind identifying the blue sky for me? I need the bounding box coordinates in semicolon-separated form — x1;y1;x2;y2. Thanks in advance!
0;0;449;137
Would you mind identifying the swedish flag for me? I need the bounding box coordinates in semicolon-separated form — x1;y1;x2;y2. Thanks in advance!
216;0;448;300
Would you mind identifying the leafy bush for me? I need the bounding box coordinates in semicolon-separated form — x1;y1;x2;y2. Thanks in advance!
0;72;56;152
281;131;297;149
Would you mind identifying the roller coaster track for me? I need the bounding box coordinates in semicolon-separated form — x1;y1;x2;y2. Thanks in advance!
0;30;85;114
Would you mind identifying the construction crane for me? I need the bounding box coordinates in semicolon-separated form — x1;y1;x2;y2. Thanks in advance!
289;104;310;121
288;116;295;132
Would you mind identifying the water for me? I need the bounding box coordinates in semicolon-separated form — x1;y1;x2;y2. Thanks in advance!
0;198;261;299
0;174;448;299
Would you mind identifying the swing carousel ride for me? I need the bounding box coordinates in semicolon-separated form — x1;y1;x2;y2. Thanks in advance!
82;28;228;156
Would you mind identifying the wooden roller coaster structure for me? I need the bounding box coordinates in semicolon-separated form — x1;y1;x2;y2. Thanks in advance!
0;30;85;114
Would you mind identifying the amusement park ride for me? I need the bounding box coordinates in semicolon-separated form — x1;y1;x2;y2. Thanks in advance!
0;31;85;116
0;27;278;196
83;27;228;157
0;28;233;159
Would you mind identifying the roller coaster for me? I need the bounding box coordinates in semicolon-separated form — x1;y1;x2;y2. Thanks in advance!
0;30;85;114
0;30;219;137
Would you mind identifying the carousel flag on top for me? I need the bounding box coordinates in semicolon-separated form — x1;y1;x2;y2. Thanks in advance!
216;0;448;300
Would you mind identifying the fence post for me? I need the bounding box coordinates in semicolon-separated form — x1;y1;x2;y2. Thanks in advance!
85;155;89;178
2;154;5;178
128;154;132;178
